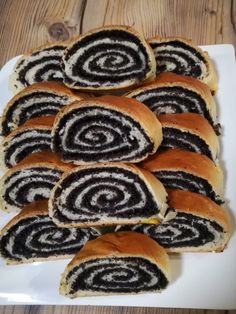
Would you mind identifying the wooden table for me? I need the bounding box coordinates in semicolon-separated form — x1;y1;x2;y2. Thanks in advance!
0;0;235;313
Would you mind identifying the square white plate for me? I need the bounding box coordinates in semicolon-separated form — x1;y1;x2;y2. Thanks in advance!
0;45;235;308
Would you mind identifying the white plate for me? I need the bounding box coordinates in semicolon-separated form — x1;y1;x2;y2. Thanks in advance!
0;45;235;308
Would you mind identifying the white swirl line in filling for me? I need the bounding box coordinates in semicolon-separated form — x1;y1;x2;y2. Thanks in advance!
67;258;158;290
57;171;147;220
4;216;91;259
60;107;148;159
5;168;60;207
153;45;207;78
65;38;146;86
163;130;202;153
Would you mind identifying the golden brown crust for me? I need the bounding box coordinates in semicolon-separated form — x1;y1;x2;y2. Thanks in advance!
60;231;170;297
126;72;217;124
48;162;168;228
52;96;163;163
147;37;218;92
159;113;219;161
142;149;224;197
168;189;231;234
62;25;156;91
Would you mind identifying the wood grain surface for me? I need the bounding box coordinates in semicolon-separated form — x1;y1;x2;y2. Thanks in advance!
0;0;235;313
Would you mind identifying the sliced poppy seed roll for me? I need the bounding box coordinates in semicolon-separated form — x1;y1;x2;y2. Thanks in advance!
9;42;67;93
126;73;217;128
62;25;156;91
148;37;218;91
1;116;55;169
60;231;170;298
1;82;84;136
142;149;224;204
48;163;168;228
52;96;163;164
159;113;219;161
0;200;101;264
0;152;73;212
116;190;232;253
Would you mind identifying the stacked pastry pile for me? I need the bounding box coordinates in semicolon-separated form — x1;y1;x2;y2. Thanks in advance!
0;25;232;299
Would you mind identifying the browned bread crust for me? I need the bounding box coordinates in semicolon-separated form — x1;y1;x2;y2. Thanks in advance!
142;149;224;198
60;231;170;297
126;72;217;124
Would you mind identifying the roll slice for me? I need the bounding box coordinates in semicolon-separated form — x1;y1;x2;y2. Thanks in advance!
0;152;73;212
126;73;217;128
142;149;224;204
1;116;55;168
49;163;168;227
0;200;101;264
10;42;67;93
62;25;156;90
1;82;83;136
60;231;170;298
116;190;231;252
159;113;219;161
52;96;162;164
148;37;218;91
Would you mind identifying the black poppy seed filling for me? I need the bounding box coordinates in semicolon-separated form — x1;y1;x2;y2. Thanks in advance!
52;167;159;223
52;106;154;162
2;92;69;136
0;215;99;261
4;168;63;207
118;213;224;248
162;128;212;159
63;29;151;87
4;129;52;167
154;170;223;204
150;40;207;77
133;86;214;126
66;257;168;294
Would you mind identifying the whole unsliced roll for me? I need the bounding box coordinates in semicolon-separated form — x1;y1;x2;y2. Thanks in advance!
62;25;156;90
49;163;168;227
1;82;83;136
142;149;224;204
9;42;67;93
0;200;101;264
116;190;232;253
126;73;217;128
148;37;218;91
0;152;73;212
60;231;170;298
52;96;162;164
159;113;219;161
1;116;55;169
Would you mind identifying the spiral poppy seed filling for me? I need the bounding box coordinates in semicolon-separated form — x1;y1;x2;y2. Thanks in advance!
14;46;65;89
0;215;100;262
150;41;208;78
2;92;73;136
52;106;154;163
63;29;152;88
117;213;224;249
161;127;212;159
3;167;63;209
4;129;51;168
132;86;213;125
154;171;223;204
65;257;168;294
51;167;159;224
